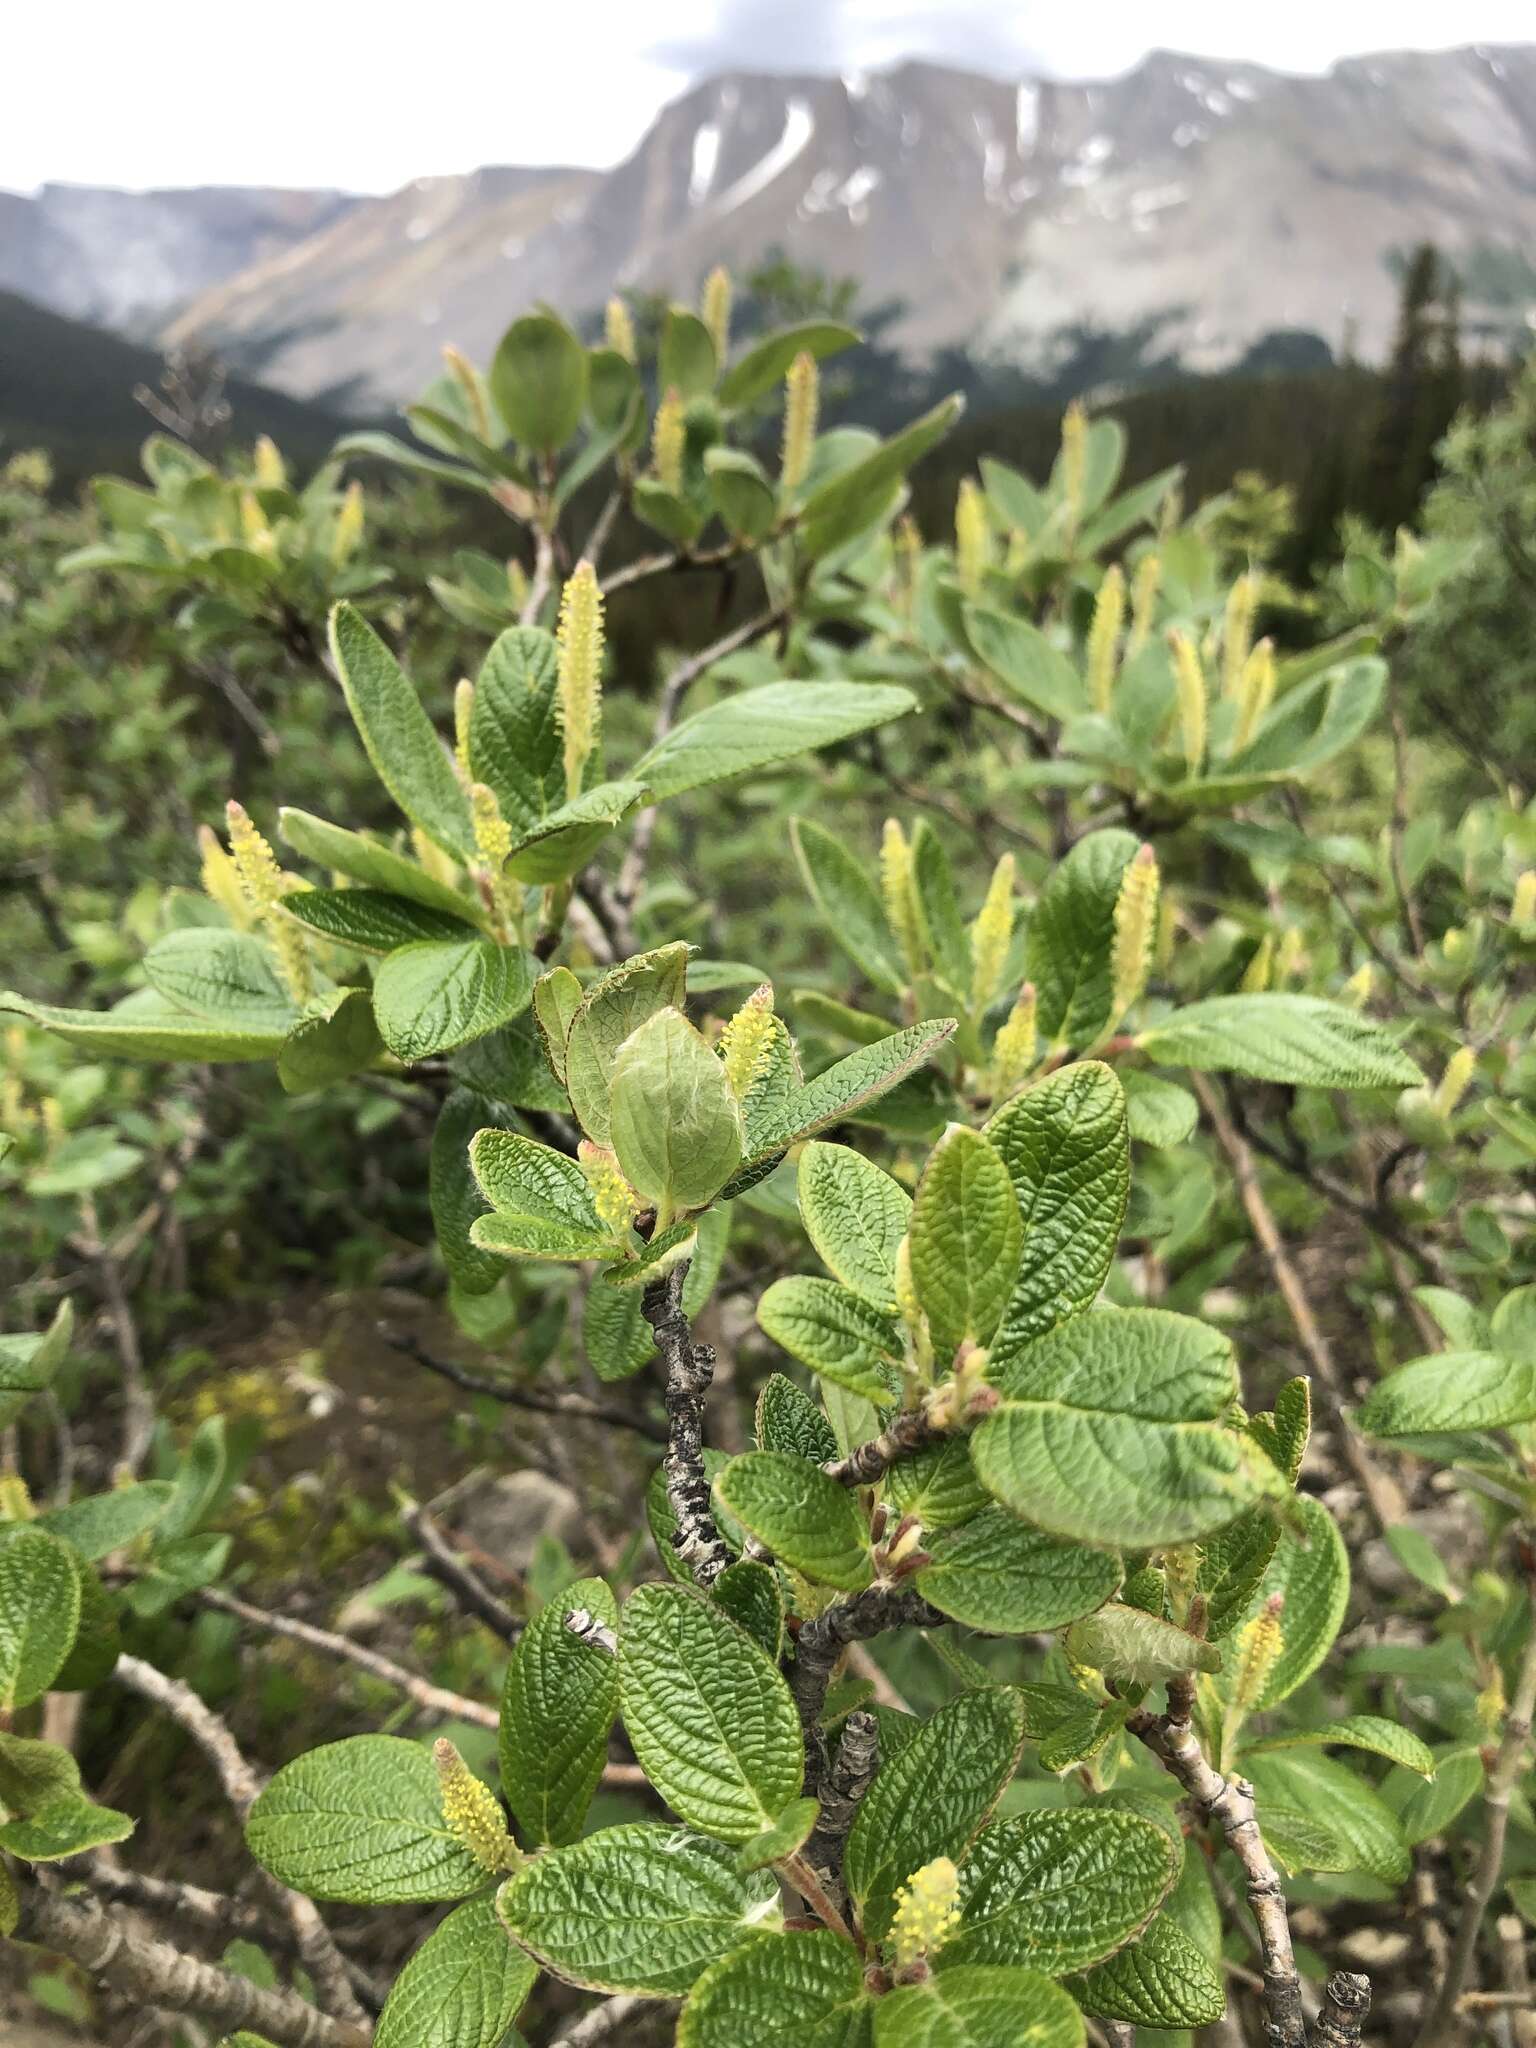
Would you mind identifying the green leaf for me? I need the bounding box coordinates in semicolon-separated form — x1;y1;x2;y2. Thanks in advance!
565;944;691;1145
915;1509;1120;1634
707;448;778;541
1245;1751;1410;1884
884;1438;989;1532
1014;1687;1126;1774
1064;1913;1224;2028
801;395;964;558
1246;1716;1434;1779
1214;1495;1348;1710
972;1308;1283;1547
718;321;860;409
500;1577;619;1848
278;809;480;920
0;1788;135;1862
278;986;383;1094
37;1481;174;1561
1248;1377;1311;1485
1064;1605;1221;1685
679;1929;869;2048
609;1008;743;1213
425;1089;503;1292
987;1064;1130;1351
0;1302;73;1429
1392;1746;1483;1846
661;307;718;398
0;1530;81;1711
466;627;564;838
909;1125;1021;1359
505;780;648;885
756;1277;901;1401
499;1822;778;1994
1357;1350;1536;1437
714;1454;872;1590
755;1021;957;1155
713;1559;786;1661
1195;1508;1283;1643
283;888;477;954
533;965;582;1086
1122;1072;1198;1149
619;1583;803;1843
755;1375;839;1463
962;607;1085;723
333;429;493;491
583;1272;653;1381
1139;994;1423;1088
633;684;914;801
948;1809;1178;1973
375;1893;536;2048
602;1217;696;1287
373;940;535;1062
0;990;290;1064
329;604;474;857
246;1735;486;1904
1023;829;1139;1050
735;1796;821;1873
143;928;299;1031
490;311;587;453
875;1965;1084;2048
846;1688;1026;1940
791;817;904;994
798;1141;911;1311
471;1127;604;1227
157;1416;227;1548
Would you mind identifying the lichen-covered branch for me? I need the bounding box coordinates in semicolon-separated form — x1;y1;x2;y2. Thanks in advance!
824;1406;949;1489
642;1263;733;1587
12;1883;370;2048
1127;1680;1314;2048
1314;1972;1372;2046
788;1585;944;1763
804;1708;879;1905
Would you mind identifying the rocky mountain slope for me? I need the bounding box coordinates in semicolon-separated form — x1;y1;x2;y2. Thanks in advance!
0;183;358;334
18;44;1536;411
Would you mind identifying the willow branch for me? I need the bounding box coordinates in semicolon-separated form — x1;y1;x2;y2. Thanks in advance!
1127;1680;1312;2048
824;1407;951;1489
548;1994;652;2046
114;1656;366;2031
1190;1074;1404;1534
642;1263;732;1587
74;1193;154;1482
804;1708;879;1905
403;1500;524;1643
1412;1577;1536;2048
11;1884;369;2048
379;1324;665;1443
1315;1972;1373;2046
194;1586;500;1730
788;1585;944;1765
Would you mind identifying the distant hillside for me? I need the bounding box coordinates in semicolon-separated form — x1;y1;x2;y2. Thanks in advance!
159;43;1536;408
0;291;341;489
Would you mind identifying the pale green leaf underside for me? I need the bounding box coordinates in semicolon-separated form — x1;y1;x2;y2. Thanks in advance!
1139;994;1422;1089
633;682;916;799
1357;1350;1536;1437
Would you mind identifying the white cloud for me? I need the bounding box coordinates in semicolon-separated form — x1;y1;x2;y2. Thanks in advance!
4;0;1531;194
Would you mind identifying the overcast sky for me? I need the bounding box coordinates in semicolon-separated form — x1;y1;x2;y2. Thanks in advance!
7;0;1533;194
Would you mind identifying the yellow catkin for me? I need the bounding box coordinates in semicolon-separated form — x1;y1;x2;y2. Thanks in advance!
198;824;253;929
434;1740;517;1873
506;557;530;613
238;489;270;546
470;784;512;872
969;854;1016;1010
1169;629;1207;773
556;560;604;800
1222;572;1259;700
1274;926;1306;985
954;478;990;597
1512;871;1536;929
1155;893;1178;971
225;801;312;1004
990;982;1038;1097
1240;935;1274;993
1059;400;1087;530
252;436;286;489
1234;636;1276;749
604;296;636;363
1109;845;1159;1026
652;387;686;493
701;265;732;363
1087;564;1126;715
880;820;924;980
330;480;365;567
1127;551;1162;657
719;984;777;1102
40;1097;64;1149
578;1141;640;1234
1164;1544;1201;1625
454;679;476;776
0;1474;35;1523
780;350;819;497
1434;1045;1476;1119
1233;1595;1285;1712
442;344;491;440
1342;963;1374;1009
894;516;922;616
412;827;459;888
890;1857;961;1966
